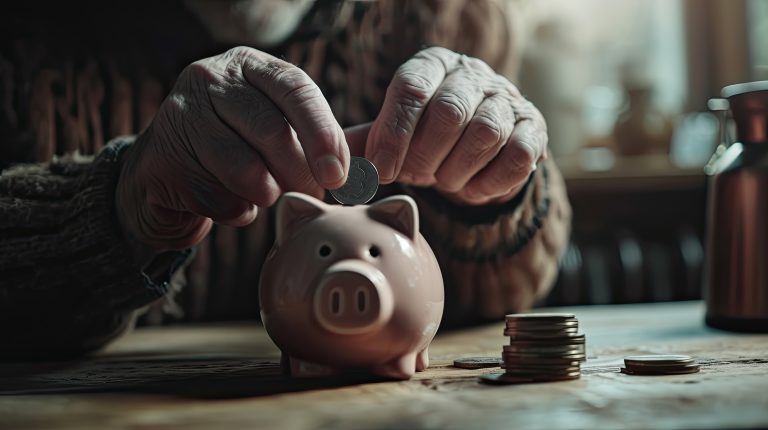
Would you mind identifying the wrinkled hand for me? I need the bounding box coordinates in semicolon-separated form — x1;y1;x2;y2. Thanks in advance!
116;47;349;251
365;47;547;205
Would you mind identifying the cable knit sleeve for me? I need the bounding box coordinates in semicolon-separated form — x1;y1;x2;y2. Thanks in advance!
407;157;571;327
0;137;190;360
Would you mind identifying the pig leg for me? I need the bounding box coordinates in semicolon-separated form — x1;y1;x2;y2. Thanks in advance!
371;352;417;380
415;348;429;371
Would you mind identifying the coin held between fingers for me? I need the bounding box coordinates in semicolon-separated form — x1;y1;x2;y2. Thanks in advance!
329;156;379;205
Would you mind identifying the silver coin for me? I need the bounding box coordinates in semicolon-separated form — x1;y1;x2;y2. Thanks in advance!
478;371;580;385
623;355;695;366
453;356;502;369
507;334;586;345
329;156;379;205
505;320;579;328
502;351;587;361
503;344;586;354
504;327;580;337
505;313;576;322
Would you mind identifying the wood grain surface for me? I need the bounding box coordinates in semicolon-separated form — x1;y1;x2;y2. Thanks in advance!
1;301;766;430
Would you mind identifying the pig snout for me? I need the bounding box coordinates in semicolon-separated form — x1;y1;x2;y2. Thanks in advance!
313;260;394;335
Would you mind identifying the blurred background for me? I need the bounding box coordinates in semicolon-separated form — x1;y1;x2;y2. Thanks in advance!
516;0;767;307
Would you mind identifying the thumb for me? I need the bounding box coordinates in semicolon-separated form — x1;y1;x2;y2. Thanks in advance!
343;122;373;157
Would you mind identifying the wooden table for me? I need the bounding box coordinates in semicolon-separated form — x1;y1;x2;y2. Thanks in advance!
1;301;767;429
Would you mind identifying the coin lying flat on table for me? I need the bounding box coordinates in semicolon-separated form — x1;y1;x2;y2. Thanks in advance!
329;156;379;205
453;357;502;369
480;371;581;385
621;354;700;376
624;355;695;366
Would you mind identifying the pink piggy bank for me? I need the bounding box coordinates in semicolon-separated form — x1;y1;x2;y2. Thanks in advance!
259;192;444;379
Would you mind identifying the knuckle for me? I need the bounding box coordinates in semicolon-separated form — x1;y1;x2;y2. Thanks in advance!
467;116;503;148
418;46;455;62
464;56;494;74
185;60;216;83
506;140;537;170
283;81;324;108
392;71;434;107
432;95;470;126
503;78;523;97
226;46;256;62
264;61;316;98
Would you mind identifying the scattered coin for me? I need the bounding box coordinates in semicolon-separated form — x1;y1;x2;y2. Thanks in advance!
621;354;700;376
453;356;502;369
624;355;695;366
620;366;700;376
479;371;581;385
329;156;379;205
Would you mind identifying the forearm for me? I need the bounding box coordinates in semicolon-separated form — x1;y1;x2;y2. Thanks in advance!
0;137;190;359
407;158;572;327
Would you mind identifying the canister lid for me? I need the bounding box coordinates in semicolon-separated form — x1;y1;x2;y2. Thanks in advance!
722;81;768;144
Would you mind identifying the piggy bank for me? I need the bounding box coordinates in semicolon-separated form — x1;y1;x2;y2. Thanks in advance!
259;192;444;379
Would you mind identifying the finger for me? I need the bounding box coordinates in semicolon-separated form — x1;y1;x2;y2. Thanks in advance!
365;47;460;183
461;116;546;201
177;175;260;226
167;95;284;208
207;81;324;199
343;122;373;157
235;48;350;189
434;94;515;193
399;65;487;185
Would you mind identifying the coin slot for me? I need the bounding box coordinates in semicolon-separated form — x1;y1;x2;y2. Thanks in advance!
369;245;381;258
356;287;368;313
330;287;343;315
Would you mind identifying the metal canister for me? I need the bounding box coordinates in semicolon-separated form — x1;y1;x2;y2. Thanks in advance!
705;81;768;332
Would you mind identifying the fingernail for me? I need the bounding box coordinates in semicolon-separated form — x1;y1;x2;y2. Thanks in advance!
371;152;397;181
316;155;345;187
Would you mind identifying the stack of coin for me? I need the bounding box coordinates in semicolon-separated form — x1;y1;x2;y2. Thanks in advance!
621;355;700;375
480;313;586;384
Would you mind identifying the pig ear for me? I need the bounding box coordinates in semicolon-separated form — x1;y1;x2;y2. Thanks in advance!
275;192;327;244
367;195;419;240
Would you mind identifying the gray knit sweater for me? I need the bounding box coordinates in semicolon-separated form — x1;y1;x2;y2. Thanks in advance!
0;138;189;359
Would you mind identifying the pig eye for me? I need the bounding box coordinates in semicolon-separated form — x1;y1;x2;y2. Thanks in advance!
318;243;333;258
369;245;381;258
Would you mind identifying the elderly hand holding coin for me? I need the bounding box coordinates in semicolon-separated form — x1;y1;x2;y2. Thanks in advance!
116;46;351;252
